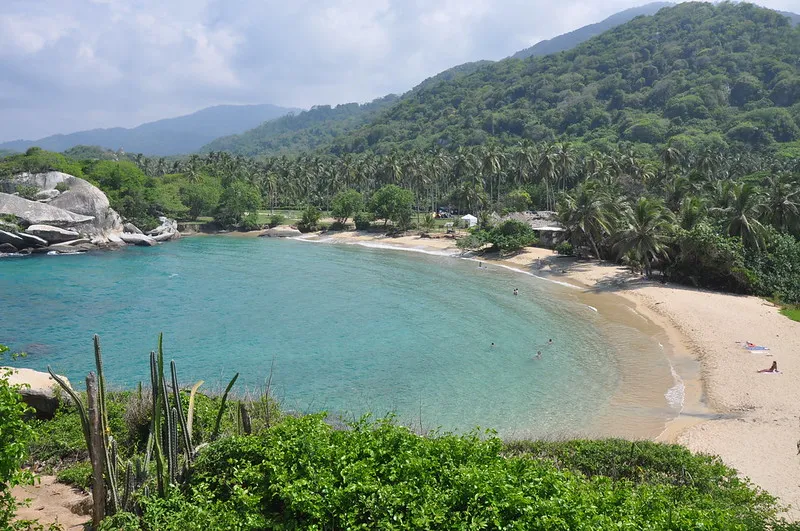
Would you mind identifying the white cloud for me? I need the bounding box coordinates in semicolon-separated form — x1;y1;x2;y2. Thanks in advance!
0;0;796;141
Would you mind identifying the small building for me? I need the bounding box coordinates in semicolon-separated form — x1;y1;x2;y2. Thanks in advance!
461;214;478;228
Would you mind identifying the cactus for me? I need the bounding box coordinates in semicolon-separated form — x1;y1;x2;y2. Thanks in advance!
49;333;240;524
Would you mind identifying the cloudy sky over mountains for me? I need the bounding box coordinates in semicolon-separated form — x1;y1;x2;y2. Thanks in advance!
0;0;796;142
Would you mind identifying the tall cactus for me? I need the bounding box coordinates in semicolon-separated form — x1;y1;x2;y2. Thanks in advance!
49;333;240;524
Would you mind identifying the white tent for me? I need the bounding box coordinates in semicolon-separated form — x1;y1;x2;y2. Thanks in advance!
461;214;478;227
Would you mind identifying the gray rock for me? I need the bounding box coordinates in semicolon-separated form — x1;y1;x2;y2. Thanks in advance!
16;232;49;248
35;189;61;201
0;192;94;226
0;242;18;253
0;367;72;419
0;229;25;246
152;231;178;242
7;172;124;242
49;238;92;248
120;233;157;246
25;224;81;244
260;226;302;238
123;223;143;234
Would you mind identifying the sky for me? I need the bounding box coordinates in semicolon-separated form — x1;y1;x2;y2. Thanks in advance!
0;0;797;142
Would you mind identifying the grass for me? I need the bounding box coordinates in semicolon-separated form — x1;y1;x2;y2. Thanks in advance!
779;306;800;322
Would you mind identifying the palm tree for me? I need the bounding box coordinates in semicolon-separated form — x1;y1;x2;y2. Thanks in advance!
713;182;767;249
557;180;614;259
677;195;706;231
614;197;676;277
763;172;800;235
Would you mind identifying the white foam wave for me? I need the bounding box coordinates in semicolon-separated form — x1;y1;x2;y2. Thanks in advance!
665;364;685;411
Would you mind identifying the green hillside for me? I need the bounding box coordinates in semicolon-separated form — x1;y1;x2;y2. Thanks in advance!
201;95;399;157
328;2;800;156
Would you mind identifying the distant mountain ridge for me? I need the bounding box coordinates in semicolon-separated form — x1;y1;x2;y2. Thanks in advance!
0;104;300;156
511;2;674;59
201;96;399;157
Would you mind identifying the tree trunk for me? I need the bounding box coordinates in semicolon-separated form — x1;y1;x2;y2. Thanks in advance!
87;372;106;527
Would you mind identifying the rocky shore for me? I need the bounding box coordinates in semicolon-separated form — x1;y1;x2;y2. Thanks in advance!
0;171;180;255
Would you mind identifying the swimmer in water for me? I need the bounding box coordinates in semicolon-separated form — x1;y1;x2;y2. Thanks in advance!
513;288;518;296
535;351;542;360
491;342;495;348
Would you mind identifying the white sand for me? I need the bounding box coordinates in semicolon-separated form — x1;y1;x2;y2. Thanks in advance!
320;231;800;517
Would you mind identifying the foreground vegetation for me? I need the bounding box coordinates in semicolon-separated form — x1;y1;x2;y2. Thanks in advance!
2;336;797;529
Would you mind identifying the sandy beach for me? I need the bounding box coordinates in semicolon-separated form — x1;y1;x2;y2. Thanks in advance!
315;230;800;518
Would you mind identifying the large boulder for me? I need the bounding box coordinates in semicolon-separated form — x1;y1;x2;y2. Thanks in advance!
7;172;124;242
123;223;143;234
120;233;157;246
1;367;71;419
0;193;94;226
0;229;25;247
260;226;302;238
0;242;18;253
16;232;49;248
25;224;80;244
35;189;61;201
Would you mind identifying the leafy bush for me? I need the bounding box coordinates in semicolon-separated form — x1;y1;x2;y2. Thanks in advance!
56;461;93;491
54;182;69;193
455;233;485;252
0;347;36;528
353;211;374;231
118;415;793;530
669;223;752;293
555;241;575;255
267;213;286;228
297;206;321;233
328;221;347;231
483;219;538;253
15;184;40;200
240;212;261;232
745;228;800;304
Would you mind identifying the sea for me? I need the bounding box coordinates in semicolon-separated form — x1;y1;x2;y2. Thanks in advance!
0;235;682;439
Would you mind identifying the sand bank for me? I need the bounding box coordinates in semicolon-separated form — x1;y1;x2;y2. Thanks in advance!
317;231;800;518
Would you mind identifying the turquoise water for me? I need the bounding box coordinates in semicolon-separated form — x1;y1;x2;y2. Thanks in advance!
0;236;677;438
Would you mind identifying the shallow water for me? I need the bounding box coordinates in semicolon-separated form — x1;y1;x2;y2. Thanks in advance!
0;236;678;438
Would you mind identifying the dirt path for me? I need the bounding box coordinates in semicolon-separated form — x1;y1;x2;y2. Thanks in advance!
12;475;91;530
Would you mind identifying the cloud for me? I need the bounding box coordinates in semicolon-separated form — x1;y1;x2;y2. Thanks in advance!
0;0;796;142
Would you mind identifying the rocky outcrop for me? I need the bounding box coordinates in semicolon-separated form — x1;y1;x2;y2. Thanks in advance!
1;367;71;419
124;222;143;234
120;233;157;246
0;172;181;255
260;226;302;238
147;217;180;242
25;224;80;244
0;193;94;226
0;242;18;253
0;229;25;247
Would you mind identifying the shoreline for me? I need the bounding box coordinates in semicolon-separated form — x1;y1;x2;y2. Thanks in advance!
305;230;800;518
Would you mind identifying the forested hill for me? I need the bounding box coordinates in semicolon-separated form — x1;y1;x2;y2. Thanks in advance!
0;104;299;156
200;95;399;157
511;2;673;59
326;2;800;157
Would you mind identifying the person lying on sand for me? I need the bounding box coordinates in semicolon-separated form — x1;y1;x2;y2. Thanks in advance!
757;361;780;373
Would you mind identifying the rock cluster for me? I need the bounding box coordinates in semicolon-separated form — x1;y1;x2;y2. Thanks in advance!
1;367;71;419
259;225;303;238
0;171;180;255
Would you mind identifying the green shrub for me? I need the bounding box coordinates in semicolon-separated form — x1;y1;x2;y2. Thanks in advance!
353;211;374;231
483;219;538;253
328;221;347;231
297;206;321;233
267;213;286;228
15;184;40;200
56;461;93;491
55;182;69;193
331;189;364;224
455;233;485;252
0;347;36;527
240;212;261;232
744;228;800;305
555;241;575;255
121;415;793;530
